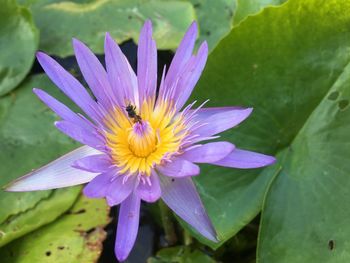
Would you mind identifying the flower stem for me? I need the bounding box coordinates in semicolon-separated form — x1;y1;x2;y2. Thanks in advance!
184;229;193;246
159;200;177;246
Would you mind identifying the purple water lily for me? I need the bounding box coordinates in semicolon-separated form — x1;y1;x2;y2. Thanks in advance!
5;21;275;261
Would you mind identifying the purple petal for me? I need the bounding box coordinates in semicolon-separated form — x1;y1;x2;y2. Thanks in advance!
182;141;235;163
163;22;197;94
5;146;100;191
159;175;217;242
104;33;138;107
73;38;116;110
212;148;276;169
156;158;200;178
190;106;244;117
33;88;94;132
136;170;161;202
137;20;157;103
55;120;103;149
106;175;136;206
36;52;102;123
72;154;112;173
83;169;115;198
174;41;208;110
115;192;141;261
193;108;253;137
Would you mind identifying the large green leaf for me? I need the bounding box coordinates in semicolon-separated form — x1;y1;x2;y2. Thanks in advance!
0;195;110;263
0;0;38;96
25;0;195;57
255;2;350;262
186;0;350;253
0;74;82;246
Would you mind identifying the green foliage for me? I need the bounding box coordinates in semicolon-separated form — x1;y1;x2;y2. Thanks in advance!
0;75;82;246
0;0;38;96
25;0;196;57
188;0;236;51
2;0;350;261
0;187;81;247
148;246;216;263
0;195;110;263
189;0;350;261
233;0;287;24
257;26;350;263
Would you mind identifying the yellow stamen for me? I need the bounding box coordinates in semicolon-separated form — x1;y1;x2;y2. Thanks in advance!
105;99;186;176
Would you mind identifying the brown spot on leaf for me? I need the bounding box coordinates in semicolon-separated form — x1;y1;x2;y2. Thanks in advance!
85;227;107;252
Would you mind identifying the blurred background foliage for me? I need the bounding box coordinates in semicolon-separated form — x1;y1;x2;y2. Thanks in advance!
1;0;350;262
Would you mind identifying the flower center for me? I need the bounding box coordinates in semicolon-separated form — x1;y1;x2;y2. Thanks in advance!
104;99;186;176
128;121;157;158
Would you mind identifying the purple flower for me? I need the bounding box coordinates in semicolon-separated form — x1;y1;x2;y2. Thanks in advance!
5;21;275;261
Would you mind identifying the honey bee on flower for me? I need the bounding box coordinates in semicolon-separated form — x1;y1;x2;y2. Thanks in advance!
5;20;275;261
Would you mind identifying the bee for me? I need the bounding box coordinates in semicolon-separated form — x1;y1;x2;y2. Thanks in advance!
125;104;142;123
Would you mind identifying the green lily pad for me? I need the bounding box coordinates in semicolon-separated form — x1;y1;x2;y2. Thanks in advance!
255;1;350;262
188;0;236;51
0;187;81;247
0;74;82;246
25;0;195;57
186;0;350;253
0;195;110;263
233;0;287;24
0;0;38;96
148;246;216;263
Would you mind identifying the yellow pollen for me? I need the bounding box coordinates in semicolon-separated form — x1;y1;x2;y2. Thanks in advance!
104;99;186;176
128;121;157;158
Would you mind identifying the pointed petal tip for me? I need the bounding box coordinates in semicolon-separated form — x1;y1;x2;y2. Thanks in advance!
116;250;128;262
104;32;119;50
105;32;113;42
182;20;198;41
32;87;39;93
36;51;48;62
205;231;219;243
36;51;45;57
213;148;276;169
242;107;254;118
2;181;17;192
115;193;140;262
4;146;100;192
32;88;48;102
189;20;198;31
143;19;152;28
72;38;82;49
106;196;114;207
266;156;277;166
200;40;209;51
3;176;31;192
32;88;46;98
72;38;89;50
